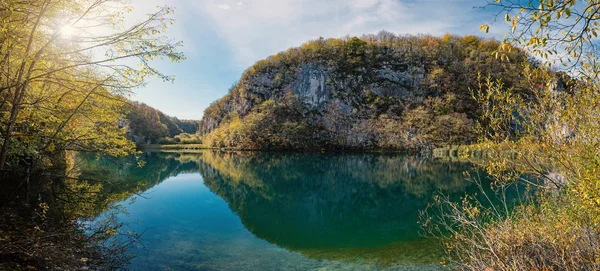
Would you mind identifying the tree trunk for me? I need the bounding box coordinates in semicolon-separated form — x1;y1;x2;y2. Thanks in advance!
0;86;25;169
0;0;50;170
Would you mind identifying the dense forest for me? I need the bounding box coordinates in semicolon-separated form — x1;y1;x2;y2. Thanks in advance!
125;102;200;144
201;33;537;151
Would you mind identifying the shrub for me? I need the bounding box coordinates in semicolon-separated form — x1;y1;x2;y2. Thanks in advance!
426;188;600;271
157;137;177;144
174;133;202;144
425;68;600;270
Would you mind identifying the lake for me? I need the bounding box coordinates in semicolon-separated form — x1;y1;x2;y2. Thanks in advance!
79;151;487;270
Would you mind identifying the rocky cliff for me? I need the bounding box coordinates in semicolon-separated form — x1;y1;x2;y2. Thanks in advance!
201;32;530;150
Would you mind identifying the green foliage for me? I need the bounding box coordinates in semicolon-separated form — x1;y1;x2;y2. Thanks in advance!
126;102;199;144
203;94;316;149
174;133;202;144
126;102;170;144
0;0;186;268
173;119;200;134
0;0;184;169
157;137;177;144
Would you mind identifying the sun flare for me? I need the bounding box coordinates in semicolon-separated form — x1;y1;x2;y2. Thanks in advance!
59;25;77;37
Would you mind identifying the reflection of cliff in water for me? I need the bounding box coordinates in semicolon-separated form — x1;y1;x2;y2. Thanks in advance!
197;151;486;252
77;151;489;265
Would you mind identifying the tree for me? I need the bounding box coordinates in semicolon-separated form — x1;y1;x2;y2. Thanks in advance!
424;1;600;270
0;0;184;169
126;102;169;144
482;0;600;78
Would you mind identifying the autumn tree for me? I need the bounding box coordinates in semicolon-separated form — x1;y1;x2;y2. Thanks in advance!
425;1;600;270
482;0;600;77
0;0;184;169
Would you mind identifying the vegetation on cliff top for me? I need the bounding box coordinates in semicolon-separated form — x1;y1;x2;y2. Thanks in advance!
201;33;539;151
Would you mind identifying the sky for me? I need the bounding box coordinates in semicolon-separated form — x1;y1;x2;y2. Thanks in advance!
128;0;508;120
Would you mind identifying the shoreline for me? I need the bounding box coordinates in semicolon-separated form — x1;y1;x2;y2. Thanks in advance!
139;143;419;154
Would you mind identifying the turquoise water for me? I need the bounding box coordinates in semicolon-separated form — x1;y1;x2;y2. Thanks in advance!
82;151;487;270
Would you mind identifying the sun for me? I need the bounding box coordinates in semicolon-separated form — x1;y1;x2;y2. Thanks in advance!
59;25;77;37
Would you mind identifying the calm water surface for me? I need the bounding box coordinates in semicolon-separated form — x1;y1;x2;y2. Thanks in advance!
81;151;487;270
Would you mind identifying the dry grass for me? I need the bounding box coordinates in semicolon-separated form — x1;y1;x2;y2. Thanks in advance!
424;187;600;271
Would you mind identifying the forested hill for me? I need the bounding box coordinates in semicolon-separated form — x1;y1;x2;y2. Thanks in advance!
200;32;532;151
126;102;200;144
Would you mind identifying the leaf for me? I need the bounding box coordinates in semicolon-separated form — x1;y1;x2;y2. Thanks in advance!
480;24;490;34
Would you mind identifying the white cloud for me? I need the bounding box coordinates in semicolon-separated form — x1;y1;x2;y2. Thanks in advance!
123;0;505;119
193;0;484;68
348;0;380;10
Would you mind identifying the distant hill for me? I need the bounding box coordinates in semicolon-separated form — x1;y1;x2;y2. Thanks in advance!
125;102;200;144
200;32;532;151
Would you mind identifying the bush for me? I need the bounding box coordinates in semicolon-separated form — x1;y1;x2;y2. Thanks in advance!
157;137;177;144
425;69;600;271
426;188;600;271
173;133;202;144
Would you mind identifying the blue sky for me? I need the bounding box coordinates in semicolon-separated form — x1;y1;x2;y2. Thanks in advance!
129;0;507;120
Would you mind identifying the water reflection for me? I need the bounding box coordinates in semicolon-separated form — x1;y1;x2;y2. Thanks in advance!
198;151;474;247
81;151;486;269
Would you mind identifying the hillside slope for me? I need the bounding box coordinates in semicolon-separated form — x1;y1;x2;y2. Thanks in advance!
201;33;531;151
126;102;200;144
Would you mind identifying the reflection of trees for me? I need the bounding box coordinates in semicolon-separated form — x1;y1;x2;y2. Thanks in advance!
71;151;490;265
74;152;200;217
0;151;201;270
198;151;485;253
72;151;488;265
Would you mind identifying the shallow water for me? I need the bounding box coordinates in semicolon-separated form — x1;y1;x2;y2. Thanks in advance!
82;151;485;270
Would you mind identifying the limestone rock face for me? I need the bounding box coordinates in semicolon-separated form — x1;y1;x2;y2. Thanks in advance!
200;34;529;149
202;60;427;134
291;65;329;108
